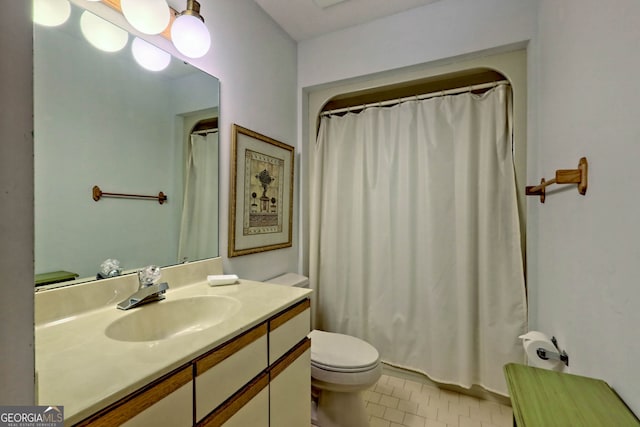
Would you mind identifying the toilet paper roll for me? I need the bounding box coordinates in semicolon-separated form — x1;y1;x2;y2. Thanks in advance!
519;331;551;344
520;332;562;371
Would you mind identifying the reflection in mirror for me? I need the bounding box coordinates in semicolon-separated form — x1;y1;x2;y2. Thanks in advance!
34;2;220;288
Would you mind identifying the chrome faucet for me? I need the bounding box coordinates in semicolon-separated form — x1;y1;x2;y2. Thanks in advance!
117;266;169;310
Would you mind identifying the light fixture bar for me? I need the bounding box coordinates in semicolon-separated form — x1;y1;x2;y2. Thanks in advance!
180;0;204;20
100;0;177;40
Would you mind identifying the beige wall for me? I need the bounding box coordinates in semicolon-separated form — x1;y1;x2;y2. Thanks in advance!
528;0;640;412
0;1;35;404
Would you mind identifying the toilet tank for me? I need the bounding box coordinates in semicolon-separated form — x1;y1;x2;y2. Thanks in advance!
265;273;309;288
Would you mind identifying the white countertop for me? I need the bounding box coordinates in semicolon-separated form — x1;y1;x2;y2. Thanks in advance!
36;275;311;425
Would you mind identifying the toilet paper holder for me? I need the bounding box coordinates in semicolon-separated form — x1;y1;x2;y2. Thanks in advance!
536;336;569;366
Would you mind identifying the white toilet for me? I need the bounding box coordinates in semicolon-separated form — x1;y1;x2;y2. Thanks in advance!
266;273;382;427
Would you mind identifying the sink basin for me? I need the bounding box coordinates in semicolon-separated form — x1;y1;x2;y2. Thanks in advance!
105;295;241;342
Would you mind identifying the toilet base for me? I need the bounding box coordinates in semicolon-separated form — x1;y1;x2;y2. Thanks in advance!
316;389;369;427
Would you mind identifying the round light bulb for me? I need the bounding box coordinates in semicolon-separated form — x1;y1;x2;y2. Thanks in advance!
120;0;170;35
33;0;71;27
171;14;211;59
131;38;171;72
80;11;128;53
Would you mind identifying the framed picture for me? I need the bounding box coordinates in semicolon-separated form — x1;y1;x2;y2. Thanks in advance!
228;124;295;257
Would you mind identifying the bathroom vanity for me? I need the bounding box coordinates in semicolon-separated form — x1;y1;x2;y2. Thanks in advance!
35;259;312;426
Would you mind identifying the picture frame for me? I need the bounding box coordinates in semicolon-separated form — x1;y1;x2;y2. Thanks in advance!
228;124;295;257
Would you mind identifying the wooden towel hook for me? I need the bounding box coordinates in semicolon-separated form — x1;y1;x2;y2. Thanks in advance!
526;157;588;203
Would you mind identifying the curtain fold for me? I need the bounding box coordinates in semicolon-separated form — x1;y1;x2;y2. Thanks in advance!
178;132;219;262
309;85;526;395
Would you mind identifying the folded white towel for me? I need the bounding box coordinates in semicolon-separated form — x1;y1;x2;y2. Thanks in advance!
207;274;239;286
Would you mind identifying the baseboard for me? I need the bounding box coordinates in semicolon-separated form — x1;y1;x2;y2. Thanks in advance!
381;362;511;406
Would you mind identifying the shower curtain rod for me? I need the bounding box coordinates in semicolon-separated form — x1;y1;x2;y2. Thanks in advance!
191;129;219;135
320;80;510;117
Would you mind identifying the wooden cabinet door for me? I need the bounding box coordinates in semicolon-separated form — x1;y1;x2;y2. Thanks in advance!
195;324;268;423
75;366;193;427
269;339;312;427
122;380;193;427
198;373;269;427
221;387;269;427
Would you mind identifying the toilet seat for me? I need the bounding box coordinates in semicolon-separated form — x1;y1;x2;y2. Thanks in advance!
311;359;378;373
308;330;380;373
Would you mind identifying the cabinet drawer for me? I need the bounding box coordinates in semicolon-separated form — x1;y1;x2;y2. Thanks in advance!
195;324;268;422
269;299;310;363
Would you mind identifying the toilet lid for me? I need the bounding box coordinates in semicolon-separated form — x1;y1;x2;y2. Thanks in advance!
309;330;380;372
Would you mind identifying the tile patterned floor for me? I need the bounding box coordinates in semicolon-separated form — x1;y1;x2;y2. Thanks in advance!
362;373;513;427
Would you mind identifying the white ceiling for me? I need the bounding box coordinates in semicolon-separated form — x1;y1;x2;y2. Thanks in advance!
253;0;443;42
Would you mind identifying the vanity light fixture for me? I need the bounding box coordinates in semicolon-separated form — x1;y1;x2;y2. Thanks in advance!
171;0;211;59
80;11;129;53
33;0;71;27
131;37;171;71
120;0;171;35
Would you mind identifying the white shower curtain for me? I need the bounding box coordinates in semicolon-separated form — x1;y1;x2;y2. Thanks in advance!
178;132;219;262
309;85;527;395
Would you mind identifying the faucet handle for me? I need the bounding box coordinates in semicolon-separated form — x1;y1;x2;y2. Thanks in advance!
138;265;161;287
99;258;122;278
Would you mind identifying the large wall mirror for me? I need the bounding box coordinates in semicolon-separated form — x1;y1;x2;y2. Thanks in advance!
34;2;220;288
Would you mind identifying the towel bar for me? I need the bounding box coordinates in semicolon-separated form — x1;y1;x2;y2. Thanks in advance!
92;185;167;205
